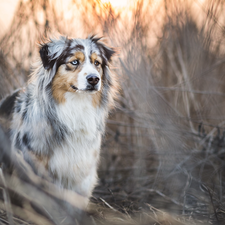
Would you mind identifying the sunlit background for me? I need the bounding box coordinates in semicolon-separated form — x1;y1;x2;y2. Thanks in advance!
0;0;207;36
0;0;225;224
101;0;130;7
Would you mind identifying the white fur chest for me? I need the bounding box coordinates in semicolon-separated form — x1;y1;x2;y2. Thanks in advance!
48;92;102;197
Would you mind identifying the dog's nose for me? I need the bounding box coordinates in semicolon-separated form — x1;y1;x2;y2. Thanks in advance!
87;75;100;86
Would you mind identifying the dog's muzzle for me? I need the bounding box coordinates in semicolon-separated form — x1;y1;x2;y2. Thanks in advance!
86;74;100;91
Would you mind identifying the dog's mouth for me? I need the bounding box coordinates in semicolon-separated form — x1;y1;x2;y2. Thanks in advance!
86;85;99;91
71;85;78;90
70;85;98;92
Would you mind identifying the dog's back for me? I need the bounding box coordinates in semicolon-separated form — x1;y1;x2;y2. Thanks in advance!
0;89;20;135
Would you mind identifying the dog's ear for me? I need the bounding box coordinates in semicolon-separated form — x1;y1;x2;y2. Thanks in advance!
39;44;55;70
99;43;116;62
90;36;116;63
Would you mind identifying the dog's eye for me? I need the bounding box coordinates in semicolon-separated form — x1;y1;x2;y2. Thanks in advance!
71;60;79;66
94;60;100;66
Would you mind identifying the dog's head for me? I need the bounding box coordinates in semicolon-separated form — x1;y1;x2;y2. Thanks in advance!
39;35;116;104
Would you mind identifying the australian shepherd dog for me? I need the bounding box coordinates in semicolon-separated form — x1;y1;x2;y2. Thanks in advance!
9;35;117;202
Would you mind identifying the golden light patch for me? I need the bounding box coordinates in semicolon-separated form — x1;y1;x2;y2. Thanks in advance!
52;65;81;103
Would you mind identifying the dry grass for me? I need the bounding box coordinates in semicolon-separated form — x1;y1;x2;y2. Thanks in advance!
0;0;225;224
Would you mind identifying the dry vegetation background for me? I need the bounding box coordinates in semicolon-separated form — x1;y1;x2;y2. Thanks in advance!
0;0;225;224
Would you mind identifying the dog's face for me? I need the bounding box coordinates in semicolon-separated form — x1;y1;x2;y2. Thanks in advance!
39;36;115;103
